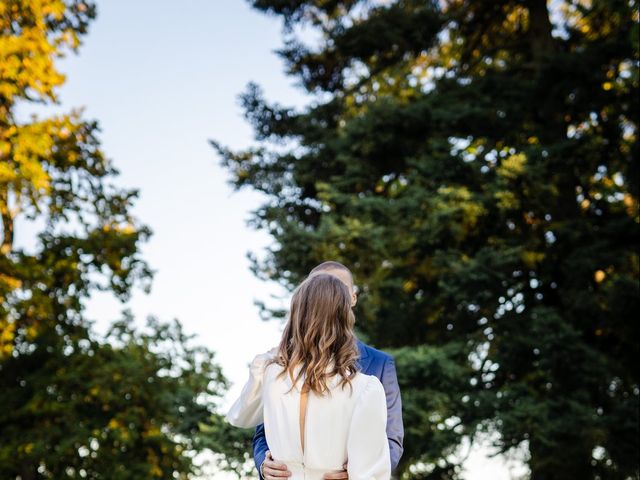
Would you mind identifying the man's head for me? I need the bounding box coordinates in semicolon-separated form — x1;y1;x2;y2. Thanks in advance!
309;260;357;307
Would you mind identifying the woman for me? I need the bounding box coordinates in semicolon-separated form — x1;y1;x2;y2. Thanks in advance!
225;273;390;480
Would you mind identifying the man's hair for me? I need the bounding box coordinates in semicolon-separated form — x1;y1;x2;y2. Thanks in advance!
310;260;353;280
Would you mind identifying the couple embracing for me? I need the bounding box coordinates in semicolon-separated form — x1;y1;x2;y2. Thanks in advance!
226;261;404;480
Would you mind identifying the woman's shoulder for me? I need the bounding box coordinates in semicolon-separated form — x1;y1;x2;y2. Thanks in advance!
249;347;279;375
352;371;385;397
350;373;387;420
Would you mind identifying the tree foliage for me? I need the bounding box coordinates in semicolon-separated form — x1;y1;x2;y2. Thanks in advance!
0;1;252;477
0;313;231;479
214;0;639;478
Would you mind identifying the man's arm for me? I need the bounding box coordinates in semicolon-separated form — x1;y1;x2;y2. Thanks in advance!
380;356;404;471
253;424;269;479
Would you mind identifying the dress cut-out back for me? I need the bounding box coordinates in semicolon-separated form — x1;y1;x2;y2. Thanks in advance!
226;350;391;480
299;385;309;456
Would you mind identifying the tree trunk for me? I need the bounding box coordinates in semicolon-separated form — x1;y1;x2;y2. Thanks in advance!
0;186;14;255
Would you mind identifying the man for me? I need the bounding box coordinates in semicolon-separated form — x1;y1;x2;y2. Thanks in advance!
253;261;404;479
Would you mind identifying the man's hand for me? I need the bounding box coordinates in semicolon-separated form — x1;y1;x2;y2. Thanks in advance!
323;462;349;479
261;451;291;479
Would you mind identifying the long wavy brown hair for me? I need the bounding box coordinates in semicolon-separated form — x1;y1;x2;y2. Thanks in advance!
271;273;360;395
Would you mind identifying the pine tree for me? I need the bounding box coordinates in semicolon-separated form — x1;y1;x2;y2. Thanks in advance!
214;1;639;478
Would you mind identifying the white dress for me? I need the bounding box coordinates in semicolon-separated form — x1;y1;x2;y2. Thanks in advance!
225;349;391;480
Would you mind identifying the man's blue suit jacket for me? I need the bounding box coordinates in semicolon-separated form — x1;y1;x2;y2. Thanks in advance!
252;340;404;477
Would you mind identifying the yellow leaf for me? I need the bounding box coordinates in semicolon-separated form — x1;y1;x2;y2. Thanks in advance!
521;251;545;267
497;153;527;180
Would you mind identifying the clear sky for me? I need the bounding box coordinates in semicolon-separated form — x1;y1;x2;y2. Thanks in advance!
14;1;528;478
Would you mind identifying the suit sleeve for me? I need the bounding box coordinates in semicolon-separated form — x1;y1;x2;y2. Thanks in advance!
347;376;391;480
380;356;404;471
253;423;269;480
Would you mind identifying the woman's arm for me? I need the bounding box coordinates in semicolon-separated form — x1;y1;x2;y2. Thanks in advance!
347;376;391;480
225;349;275;428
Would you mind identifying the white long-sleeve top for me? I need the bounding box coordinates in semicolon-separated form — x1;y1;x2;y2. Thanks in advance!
225;349;391;480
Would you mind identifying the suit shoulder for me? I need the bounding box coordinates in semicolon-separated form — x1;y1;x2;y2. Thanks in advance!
360;341;394;363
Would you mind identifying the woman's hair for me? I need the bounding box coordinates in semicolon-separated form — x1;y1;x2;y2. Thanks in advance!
272;273;360;395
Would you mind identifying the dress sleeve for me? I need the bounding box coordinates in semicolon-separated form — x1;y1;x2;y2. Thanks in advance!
347;376;392;480
225;349;276;428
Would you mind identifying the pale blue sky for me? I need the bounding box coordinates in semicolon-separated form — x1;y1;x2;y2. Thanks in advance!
15;0;306;392
14;1;527;477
